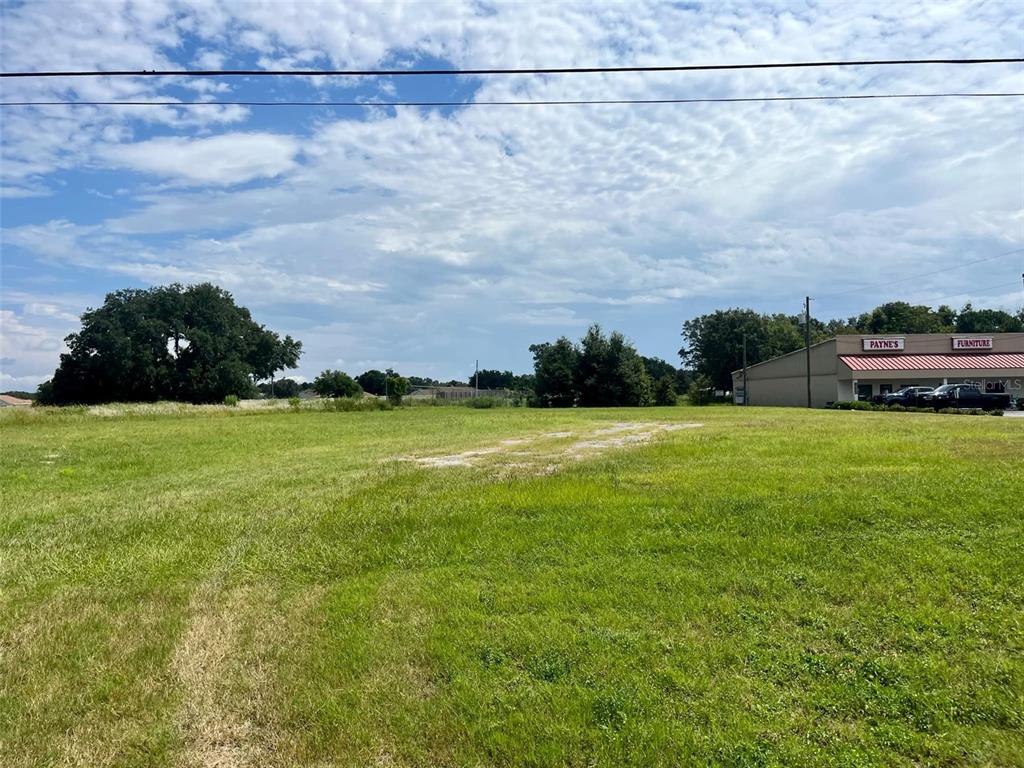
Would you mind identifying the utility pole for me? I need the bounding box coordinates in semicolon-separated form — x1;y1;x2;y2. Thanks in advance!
805;296;813;408
742;333;748;406
474;359;479;395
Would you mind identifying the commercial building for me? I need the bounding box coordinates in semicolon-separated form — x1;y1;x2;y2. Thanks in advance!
732;333;1024;408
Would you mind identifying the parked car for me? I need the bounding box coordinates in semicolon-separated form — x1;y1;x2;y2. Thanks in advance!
920;383;1011;411
881;386;934;407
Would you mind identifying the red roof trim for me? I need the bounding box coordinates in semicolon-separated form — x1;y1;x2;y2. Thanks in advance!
839;353;1024;372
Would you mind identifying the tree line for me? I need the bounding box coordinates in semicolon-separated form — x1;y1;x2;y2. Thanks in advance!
35;283;1021;407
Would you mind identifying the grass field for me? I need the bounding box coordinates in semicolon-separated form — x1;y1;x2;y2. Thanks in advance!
1;404;1022;767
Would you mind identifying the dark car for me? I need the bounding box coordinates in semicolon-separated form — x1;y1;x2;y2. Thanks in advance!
921;383;1011;411
882;386;934;407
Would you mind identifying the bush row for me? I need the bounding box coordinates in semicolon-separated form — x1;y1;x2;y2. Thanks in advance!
408;396;524;409
829;401;1002;416
281;396;395;412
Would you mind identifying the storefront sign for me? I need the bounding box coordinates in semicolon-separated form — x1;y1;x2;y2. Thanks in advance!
862;337;905;352
952;337;993;350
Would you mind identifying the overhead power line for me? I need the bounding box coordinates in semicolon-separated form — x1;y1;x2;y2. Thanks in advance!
2;57;1022;78
908;280;1024;306
3;92;1022;109
817;246;1024;299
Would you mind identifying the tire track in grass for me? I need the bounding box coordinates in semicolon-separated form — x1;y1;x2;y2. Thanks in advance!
397;421;704;473
171;532;321;767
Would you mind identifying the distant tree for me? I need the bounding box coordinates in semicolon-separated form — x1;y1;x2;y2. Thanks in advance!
35;380;55;406
39;283;301;405
314;370;362;398
529;338;579;407
849;301;954;334
407;376;436;387
386;374;409;405
680;309;833;391
822;318;859;337
577;325;652;407
473;369;516;389
356;369;387;396
258;378;300;398
653;375;677;406
641;356;677;382
674;368;694;393
955;303;1024;333
511;373;536;393
936;304;959;330
687;374;714;406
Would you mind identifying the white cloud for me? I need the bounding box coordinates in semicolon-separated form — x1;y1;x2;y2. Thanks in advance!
1;0;1022;385
100;133;300;185
0;309;70;386
501;307;588;327
24;303;80;323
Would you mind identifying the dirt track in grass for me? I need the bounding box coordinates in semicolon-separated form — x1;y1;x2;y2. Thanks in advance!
399;421;704;472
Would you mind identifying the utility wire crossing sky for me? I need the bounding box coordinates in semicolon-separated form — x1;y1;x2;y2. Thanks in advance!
3;56;1022;77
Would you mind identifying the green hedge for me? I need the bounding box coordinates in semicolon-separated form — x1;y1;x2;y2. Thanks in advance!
829;401;1002;416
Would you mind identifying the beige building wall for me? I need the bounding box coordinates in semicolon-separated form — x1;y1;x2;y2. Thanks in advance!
733;340;839;408
739;373;840;408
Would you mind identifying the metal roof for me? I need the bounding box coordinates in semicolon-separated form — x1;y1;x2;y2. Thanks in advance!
839;353;1024;372
0;394;33;406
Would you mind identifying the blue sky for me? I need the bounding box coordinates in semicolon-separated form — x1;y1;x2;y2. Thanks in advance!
1;1;1022;389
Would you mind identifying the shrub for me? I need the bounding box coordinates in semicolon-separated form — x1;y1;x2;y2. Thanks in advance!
990;410;1004;416
324;396;393;412
465;396;498;409
288;396;301;411
223;394;239;407
830;401;876;411
654;375;678;406
313;370;362;399
687;375;714;406
386;375;409;405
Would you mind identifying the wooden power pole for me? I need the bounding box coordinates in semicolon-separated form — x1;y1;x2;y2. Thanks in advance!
742;333;748;406
805;296;812;408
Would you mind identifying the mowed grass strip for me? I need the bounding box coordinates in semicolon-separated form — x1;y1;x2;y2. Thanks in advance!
0;405;1021;766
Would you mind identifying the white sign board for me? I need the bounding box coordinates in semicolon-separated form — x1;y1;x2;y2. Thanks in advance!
862;337;905;352
952;337;993;351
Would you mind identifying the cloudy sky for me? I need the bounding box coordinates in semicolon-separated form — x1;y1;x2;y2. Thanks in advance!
1;1;1022;389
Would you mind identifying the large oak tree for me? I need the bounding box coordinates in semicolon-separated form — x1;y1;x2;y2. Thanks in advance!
39;283;301;405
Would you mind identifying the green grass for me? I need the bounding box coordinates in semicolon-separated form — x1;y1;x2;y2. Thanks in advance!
1;405;1022;767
